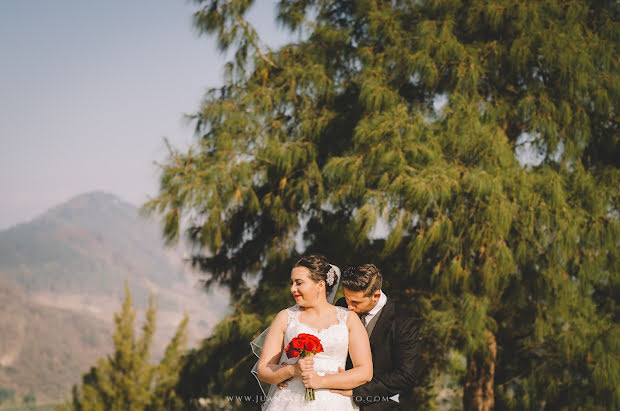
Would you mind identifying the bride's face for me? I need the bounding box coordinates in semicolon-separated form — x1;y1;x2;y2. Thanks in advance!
290;266;323;306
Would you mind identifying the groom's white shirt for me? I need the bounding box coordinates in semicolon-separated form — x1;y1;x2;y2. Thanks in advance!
363;290;387;326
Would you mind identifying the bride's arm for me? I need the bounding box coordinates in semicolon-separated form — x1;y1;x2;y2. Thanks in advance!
256;310;301;384
303;312;372;390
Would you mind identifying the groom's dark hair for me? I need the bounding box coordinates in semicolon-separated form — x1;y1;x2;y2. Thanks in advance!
342;264;382;297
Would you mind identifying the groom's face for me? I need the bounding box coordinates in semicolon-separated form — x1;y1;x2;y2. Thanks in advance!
343;288;381;314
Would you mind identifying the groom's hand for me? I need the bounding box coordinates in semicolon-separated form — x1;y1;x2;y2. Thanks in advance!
330;367;353;397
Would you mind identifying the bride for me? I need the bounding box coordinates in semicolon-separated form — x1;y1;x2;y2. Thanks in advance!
253;254;372;410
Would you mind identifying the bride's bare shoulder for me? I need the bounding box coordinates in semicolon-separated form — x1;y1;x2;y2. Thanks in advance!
272;305;299;329
345;309;363;327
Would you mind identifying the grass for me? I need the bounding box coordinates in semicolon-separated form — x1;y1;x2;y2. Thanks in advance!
0;403;59;411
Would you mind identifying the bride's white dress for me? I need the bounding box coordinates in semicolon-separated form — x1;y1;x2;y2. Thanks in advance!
264;305;359;410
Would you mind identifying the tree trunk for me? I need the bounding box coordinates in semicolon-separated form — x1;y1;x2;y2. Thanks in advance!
463;330;497;411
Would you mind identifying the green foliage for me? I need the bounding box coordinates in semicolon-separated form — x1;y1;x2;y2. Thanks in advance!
0;387;14;406
58;284;189;411
145;0;620;409
22;393;36;411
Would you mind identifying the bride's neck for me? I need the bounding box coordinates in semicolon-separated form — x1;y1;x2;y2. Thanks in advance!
302;300;333;315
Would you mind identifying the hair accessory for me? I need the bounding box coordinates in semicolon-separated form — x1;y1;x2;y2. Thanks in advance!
326;267;336;286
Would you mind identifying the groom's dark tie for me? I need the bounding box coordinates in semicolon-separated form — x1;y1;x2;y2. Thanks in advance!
358;312;368;326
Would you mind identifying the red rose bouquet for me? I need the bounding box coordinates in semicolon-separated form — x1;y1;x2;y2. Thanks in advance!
285;333;324;400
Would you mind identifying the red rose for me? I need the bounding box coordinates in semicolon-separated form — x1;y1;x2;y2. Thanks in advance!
285;341;301;358
292;338;305;350
305;338;318;352
285;337;304;358
285;333;324;358
299;333;324;354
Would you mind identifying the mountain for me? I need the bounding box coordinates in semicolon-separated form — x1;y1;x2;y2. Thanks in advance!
0;191;229;403
0;278;111;402
1;191;175;299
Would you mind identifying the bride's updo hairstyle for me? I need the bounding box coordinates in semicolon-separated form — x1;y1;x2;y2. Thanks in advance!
293;254;337;293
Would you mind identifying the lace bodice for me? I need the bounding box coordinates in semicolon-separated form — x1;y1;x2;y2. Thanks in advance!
263;305;358;410
284;305;350;374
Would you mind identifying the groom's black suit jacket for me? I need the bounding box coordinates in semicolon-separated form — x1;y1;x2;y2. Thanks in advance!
335;296;420;410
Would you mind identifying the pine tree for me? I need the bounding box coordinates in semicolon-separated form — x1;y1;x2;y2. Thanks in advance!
58;283;188;411
146;315;189;411
144;1;619;409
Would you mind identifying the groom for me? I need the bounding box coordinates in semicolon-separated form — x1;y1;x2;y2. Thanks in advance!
333;264;420;410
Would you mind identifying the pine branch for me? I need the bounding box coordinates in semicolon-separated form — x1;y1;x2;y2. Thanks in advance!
223;0;279;69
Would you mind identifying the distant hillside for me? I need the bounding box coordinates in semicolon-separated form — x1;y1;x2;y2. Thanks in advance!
0;191;230;402
0;278;111;402
0;192;178;302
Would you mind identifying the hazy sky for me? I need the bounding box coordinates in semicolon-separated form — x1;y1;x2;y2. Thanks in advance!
0;0;287;230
